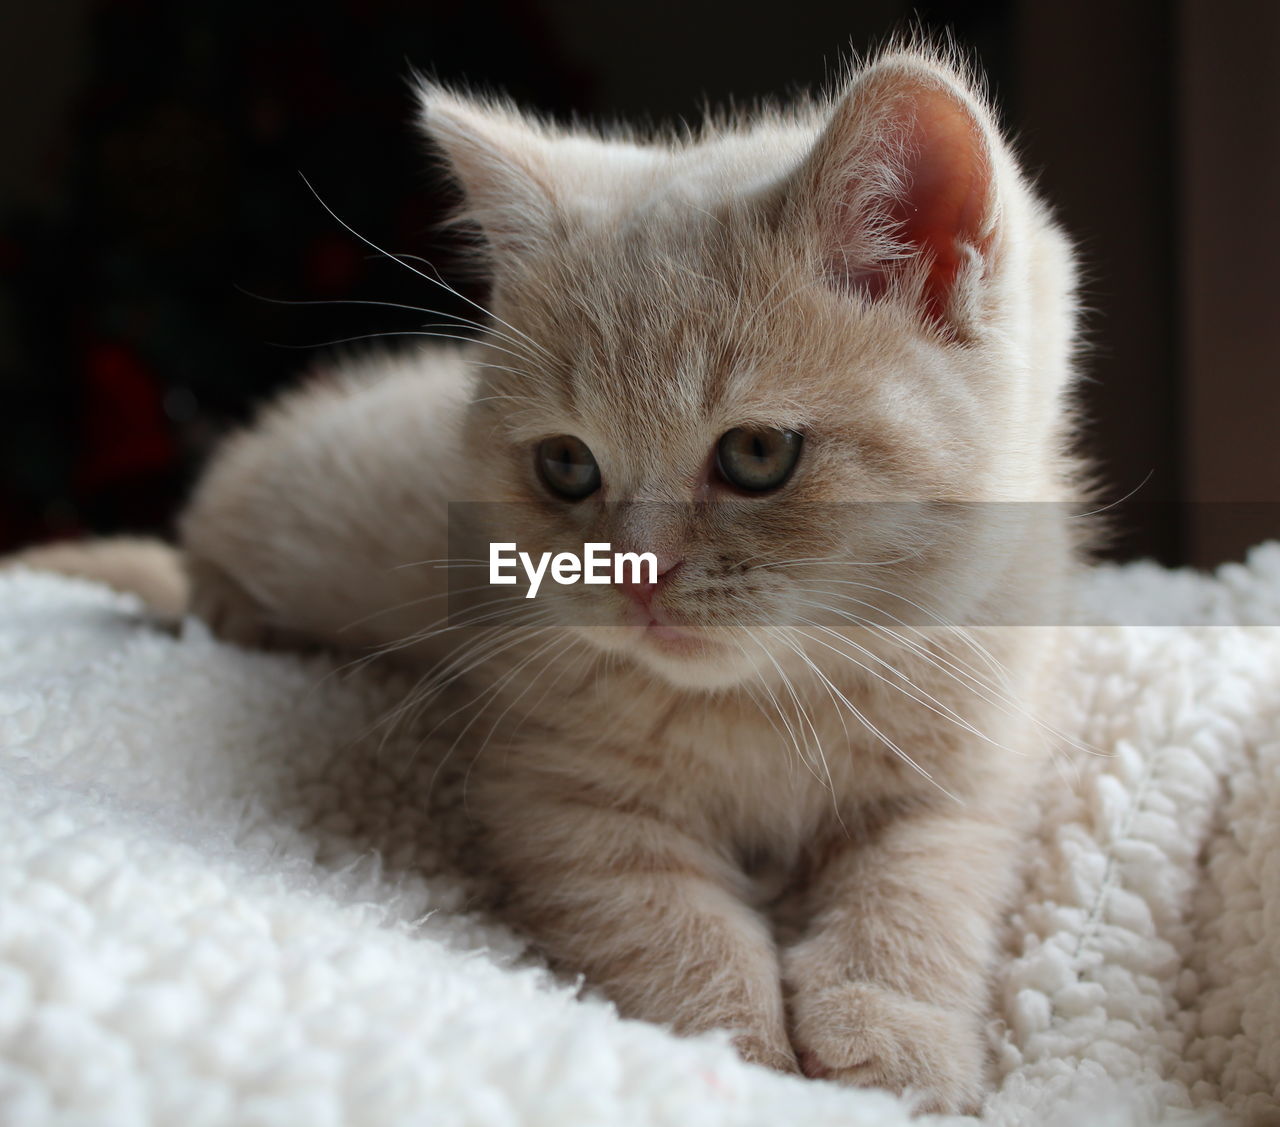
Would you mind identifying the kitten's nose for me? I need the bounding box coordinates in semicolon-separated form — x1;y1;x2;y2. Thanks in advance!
619;555;683;610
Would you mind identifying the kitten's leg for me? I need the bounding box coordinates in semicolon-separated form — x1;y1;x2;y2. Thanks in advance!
185;555;317;650
783;806;1023;1113
180;352;471;655
4;537;187;618
478;779;797;1073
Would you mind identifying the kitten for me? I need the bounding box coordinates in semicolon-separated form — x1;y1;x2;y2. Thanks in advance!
61;46;1086;1114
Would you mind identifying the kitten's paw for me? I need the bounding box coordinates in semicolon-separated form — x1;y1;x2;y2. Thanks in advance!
732;1031;800;1075
187;557;283;649
789;982;986;1114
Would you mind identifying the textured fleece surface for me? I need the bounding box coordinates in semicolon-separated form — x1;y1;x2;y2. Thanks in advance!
5;548;1280;1126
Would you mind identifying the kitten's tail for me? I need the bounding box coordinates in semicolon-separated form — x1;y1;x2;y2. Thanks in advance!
4;537;189;618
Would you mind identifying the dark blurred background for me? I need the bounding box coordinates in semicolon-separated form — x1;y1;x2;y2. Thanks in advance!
1;0;1275;566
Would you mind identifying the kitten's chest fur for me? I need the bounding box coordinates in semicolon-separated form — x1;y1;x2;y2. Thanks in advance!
475;635;1023;862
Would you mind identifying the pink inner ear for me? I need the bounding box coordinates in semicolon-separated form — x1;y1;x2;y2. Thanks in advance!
831;80;994;327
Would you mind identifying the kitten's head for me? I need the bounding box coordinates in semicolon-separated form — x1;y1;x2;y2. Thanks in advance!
419;48;1079;690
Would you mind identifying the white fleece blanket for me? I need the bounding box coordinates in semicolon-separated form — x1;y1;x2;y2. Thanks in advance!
4;549;1280;1127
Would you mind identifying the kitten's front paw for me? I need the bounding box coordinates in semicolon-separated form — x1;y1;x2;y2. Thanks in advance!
789;982;986;1115
731;1031;800;1076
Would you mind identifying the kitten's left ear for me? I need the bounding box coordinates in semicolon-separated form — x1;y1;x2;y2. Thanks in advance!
417;83;558;260
795;54;1001;334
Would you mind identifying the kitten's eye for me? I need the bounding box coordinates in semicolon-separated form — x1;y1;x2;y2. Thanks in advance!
536;435;601;500
715;427;803;492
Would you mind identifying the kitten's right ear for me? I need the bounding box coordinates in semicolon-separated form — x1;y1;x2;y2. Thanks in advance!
417;83;558;259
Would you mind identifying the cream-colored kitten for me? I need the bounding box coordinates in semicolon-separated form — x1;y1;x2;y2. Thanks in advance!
52;47;1087;1114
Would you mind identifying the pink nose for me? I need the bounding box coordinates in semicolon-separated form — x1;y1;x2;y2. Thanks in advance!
618;556;683;610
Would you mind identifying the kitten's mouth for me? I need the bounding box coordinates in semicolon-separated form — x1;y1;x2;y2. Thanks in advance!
617;598;719;655
646;619;694;642
639;616;717;656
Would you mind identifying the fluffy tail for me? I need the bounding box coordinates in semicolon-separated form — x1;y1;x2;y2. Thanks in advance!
5;537;189;618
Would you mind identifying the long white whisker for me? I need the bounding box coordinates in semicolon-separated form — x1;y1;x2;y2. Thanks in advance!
420;626;564;793
791;587;1099;758
348;595;545;671
358;595;558;735
268;327;545;372
765;628;851;828
748;637;831;789
812;577;1011;684
297;172;556;364
785;611;1022;757
398;606;560;705
790;583;1010;692
235;286;547;367
768;625;962;804
461;634;589;803
743;548;924;571
735;639;814;784
336;582;502;633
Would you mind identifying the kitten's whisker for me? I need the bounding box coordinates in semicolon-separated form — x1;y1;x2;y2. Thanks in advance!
793;581;1011;690
842;613;1070;749
748;637;831;790
364;244;556;365
460;634;589;803
319;594;531;690
389;558;490;568
737;639;815;783
765;627;851;827
769;626;963;804
352;595;541;665
808;581;1008;686
375;613;559;756
394;605;559;702
234;287;545;368
469;393;538;406
738;680;800;781
340;623;507;749
744;548;923;571
869;620;1101;759
1070;468;1154;520
790;589;1031;721
792;588;1099;758
336;582;500;633
420;626;566;793
296;172;556;367
269;328;543;373
353;612;532;737
518;636;596;742
786;610;1022;756
472;365;545;386
338;594;553;710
